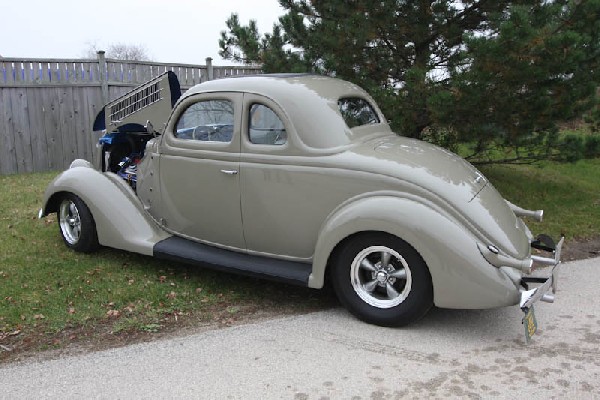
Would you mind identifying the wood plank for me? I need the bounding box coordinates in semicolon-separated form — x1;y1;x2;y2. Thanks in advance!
7;61;16;84
85;88;104;166
26;87;50;171
14;61;23;83
0;88;18;173
127;64;135;84
9;88;34;172
189;67;197;86
178;66;184;84
22;62;32;83
144;64;152;82
72;87;91;161
67;62;77;83
58;87;77;167
194;67;202;85
109;62;121;83
180;67;189;88
91;62;100;83
41;87;64;170
83;62;92;83
106;63;114;82
75;62;84;83
132;63;140;84
41;62;50;83
51;62;61;83
189;67;196;86
60;62;68;83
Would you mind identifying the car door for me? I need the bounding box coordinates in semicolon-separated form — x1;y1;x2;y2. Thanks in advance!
239;94;330;260
157;92;245;249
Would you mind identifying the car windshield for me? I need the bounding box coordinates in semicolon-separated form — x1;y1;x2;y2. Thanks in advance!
338;97;380;128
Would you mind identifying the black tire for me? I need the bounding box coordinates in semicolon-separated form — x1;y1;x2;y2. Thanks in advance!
331;232;433;327
57;194;99;253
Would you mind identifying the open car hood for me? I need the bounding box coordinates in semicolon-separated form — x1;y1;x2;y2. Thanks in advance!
92;71;181;133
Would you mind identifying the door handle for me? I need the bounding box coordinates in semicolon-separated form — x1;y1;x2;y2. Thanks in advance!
220;169;238;175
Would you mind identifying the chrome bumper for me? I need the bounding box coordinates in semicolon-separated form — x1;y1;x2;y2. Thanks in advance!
519;236;564;310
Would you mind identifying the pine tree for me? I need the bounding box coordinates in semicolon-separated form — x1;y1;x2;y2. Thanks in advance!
220;0;600;163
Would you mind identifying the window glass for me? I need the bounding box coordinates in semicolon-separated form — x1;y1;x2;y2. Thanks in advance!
175;100;234;142
337;98;380;128
249;104;287;145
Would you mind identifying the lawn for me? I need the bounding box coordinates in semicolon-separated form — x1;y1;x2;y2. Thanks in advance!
1;159;598;358
0;172;329;358
479;159;600;239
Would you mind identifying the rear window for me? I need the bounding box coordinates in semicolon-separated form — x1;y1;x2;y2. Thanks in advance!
338;97;380;128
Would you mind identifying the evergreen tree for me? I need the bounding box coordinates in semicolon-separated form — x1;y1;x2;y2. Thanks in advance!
220;0;600;163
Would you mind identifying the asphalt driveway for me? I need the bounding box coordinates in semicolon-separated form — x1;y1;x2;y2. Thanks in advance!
1;257;599;399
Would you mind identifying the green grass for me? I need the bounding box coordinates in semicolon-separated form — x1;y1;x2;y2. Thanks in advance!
1;160;599;351
0;172;327;346
480;158;600;239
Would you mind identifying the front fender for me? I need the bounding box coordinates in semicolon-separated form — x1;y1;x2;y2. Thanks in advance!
310;193;521;309
41;160;170;255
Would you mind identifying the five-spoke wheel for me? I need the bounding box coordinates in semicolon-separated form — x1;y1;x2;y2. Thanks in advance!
350;246;412;309
332;233;433;326
57;194;99;253
59;199;82;245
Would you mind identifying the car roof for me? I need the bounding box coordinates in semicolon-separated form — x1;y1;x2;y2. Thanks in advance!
182;74;387;150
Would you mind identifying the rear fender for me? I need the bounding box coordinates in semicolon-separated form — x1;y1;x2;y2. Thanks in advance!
41;160;170;255
310;194;520;309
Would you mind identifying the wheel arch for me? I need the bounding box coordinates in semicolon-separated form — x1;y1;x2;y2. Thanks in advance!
309;194;521;309
41;161;170;255
43;190;68;216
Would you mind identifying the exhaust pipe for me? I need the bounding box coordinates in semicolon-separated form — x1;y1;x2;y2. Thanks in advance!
506;201;543;222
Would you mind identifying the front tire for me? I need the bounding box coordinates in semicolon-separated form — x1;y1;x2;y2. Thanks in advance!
331;233;433;327
58;194;99;253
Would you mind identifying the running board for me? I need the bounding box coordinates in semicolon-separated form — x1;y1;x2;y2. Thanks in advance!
154;236;312;286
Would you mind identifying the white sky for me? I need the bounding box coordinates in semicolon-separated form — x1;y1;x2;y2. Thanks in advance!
0;0;284;65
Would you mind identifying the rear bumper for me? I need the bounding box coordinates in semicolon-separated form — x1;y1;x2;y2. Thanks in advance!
519;236;564;310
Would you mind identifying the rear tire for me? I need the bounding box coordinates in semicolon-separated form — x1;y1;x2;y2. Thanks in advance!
331;233;433;327
57;194;99;253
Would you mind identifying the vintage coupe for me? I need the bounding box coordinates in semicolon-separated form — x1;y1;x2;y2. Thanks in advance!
40;73;562;327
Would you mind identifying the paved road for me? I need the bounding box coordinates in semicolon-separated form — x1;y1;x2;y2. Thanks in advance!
1;257;599;399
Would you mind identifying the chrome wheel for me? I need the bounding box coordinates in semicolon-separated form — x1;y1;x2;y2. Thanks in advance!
59;199;82;245
350;245;412;309
332;233;432;326
56;194;99;253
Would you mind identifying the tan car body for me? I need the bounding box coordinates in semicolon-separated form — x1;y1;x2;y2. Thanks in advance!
41;75;556;315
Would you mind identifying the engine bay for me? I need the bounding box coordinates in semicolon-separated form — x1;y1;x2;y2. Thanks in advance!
98;128;152;191
92;71;181;191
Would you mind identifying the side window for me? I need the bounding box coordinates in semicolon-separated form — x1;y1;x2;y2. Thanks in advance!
338;97;380;128
248;104;287;145
175;100;234;143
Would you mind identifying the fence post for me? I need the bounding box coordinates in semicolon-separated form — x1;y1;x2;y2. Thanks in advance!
97;51;109;105
206;57;213;81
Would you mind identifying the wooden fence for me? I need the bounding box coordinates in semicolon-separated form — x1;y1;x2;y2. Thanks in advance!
0;53;261;174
